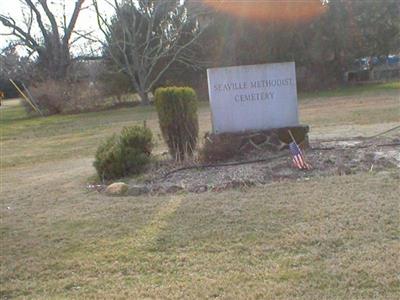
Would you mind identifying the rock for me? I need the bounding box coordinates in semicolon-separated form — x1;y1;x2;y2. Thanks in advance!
239;142;257;153
151;184;184;194
128;185;149;196
212;180;255;192
150;185;163;194
249;133;267;144
105;182;128;196
261;142;280;152
267;134;281;146
165;184;184;193
188;185;208;193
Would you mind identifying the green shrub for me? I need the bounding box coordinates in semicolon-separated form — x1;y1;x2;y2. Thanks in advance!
93;135;124;180
119;126;153;175
93;126;153;180
120;126;153;154
154;87;199;161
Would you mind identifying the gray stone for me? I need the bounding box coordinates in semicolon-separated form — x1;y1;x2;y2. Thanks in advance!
105;182;128;196
150;184;184;194
165;184;184;194
127;185;149;196
188;185;208;193
212;180;255;192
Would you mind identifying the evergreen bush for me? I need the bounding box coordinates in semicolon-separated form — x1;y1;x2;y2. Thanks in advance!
93;126;153;180
154;87;199;161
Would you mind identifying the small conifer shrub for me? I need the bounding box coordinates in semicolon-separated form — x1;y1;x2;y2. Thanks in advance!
155;87;199;161
93;126;153;180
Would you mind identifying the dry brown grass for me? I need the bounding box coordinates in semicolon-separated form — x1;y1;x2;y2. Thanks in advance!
1;83;399;299
1;168;399;299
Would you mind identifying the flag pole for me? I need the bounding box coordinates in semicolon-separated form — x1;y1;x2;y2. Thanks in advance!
288;129;312;170
288;129;297;144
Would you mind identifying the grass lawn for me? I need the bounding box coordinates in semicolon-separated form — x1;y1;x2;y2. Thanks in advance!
1;82;399;299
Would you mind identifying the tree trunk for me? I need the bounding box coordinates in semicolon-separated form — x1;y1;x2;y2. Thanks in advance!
138;89;150;105
37;43;70;80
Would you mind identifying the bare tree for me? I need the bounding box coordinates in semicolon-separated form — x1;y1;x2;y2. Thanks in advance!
0;0;86;80
93;0;210;104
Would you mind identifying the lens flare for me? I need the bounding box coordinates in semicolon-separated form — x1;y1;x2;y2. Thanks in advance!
202;0;327;23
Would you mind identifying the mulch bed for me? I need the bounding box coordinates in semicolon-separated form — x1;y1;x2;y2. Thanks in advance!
123;135;400;195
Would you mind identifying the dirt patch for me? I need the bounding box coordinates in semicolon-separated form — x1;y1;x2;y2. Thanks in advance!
116;135;399;195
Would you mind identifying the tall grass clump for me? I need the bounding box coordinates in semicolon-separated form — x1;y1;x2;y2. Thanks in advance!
155;87;199;161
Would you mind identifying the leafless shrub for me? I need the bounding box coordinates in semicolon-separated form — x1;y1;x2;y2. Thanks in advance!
23;80;69;115
24;80;109;115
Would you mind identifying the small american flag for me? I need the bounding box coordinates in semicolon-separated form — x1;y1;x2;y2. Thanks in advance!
289;142;312;170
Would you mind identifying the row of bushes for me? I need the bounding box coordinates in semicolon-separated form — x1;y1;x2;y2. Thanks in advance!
22;78;138;115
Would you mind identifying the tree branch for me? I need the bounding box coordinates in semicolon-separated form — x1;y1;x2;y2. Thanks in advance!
24;0;49;42
0;14;40;50
72;55;104;61
63;0;86;45
39;0;60;39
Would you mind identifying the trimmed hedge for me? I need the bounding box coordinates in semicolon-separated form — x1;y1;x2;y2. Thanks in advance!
93;126;153;180
154;87;199;161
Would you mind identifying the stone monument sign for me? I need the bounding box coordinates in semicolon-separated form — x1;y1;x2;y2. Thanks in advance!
207;62;299;133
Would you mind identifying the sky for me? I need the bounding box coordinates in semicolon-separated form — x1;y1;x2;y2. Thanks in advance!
0;0;113;55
